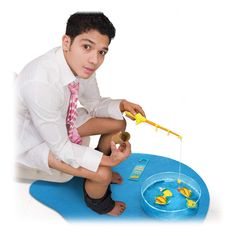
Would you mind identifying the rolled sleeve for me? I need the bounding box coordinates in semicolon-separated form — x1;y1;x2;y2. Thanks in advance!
78;147;103;172
21;80;102;172
107;99;124;120
58;142;103;172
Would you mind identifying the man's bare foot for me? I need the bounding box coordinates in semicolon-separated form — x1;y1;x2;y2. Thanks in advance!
111;172;123;184
107;201;126;216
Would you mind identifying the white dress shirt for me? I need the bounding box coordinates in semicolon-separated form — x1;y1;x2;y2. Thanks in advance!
16;47;124;174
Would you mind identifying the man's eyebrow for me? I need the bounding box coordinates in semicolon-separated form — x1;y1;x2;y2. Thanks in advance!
81;38;95;44
81;38;109;51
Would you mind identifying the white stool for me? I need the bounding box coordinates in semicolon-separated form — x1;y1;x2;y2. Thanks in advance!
16;136;90;183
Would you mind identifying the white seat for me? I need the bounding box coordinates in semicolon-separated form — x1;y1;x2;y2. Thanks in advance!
15;136;90;183
15;163;73;183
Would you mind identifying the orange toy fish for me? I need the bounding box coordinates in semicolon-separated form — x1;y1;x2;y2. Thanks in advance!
155;195;168;205
177;187;192;198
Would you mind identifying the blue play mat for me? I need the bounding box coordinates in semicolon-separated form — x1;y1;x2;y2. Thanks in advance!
29;153;210;221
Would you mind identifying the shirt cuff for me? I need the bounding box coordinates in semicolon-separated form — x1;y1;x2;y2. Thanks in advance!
108;99;124;120
59;142;103;172
80;148;103;172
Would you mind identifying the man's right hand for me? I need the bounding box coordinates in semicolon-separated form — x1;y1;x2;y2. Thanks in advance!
109;141;131;166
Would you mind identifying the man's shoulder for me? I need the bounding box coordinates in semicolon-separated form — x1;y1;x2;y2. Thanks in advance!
32;47;60;70
19;47;61;81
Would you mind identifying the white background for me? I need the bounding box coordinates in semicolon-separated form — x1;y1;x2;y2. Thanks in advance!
1;0;236;235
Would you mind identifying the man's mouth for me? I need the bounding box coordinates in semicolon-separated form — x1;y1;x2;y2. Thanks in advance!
83;66;95;74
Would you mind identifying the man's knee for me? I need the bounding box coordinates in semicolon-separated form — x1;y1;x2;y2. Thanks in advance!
114;119;126;133
96;166;112;185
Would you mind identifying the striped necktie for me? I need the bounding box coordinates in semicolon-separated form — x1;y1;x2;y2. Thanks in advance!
66;81;82;144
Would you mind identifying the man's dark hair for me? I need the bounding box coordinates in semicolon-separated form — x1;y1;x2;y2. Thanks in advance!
66;12;116;44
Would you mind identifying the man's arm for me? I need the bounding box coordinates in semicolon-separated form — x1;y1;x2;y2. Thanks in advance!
119;100;146;117
22;80;103;172
79;75;124;120
79;75;145;120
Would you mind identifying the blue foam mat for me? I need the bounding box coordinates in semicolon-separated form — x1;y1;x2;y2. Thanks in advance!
29;153;210;221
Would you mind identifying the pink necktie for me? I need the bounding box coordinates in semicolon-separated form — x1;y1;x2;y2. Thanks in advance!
66;81;82;144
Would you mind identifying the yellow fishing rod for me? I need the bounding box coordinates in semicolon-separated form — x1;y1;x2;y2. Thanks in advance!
125;111;182;140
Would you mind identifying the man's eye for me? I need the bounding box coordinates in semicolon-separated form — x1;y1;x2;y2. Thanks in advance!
99;50;107;56
83;45;91;50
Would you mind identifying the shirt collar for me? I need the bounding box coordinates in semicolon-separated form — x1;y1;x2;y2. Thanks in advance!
54;47;78;86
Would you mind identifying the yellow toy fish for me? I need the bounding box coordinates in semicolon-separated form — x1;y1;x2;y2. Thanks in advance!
155;188;173;205
178;187;192;198
186;198;197;208
161;188;173;197
155;195;168;205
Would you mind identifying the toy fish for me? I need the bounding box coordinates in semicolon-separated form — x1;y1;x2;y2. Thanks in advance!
178;187;192;198
160;188;173;197
186;198;197;208
155;195;168;205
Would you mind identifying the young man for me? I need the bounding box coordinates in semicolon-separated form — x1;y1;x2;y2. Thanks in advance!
16;12;145;216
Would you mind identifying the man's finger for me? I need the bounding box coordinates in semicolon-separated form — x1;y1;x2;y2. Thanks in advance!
135;106;145;117
110;141;118;153
118;142;126;152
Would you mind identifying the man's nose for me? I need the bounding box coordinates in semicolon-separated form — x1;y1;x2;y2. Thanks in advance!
88;51;99;65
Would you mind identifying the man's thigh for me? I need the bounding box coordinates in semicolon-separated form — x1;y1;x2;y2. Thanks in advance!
48;151;107;181
77;117;125;137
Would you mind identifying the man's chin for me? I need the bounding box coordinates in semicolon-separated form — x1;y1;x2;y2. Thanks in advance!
80;72;95;79
76;72;91;79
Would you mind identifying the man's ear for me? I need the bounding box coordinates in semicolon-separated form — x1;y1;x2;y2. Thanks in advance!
62;35;71;51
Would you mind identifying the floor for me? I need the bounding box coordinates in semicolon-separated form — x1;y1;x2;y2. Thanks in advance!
15;132;221;223
16;179;65;221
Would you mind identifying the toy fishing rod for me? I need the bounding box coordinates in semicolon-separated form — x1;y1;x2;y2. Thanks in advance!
125;111;182;140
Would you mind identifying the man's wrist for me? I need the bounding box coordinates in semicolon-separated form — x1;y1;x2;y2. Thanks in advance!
100;154;116;167
119;99;126;112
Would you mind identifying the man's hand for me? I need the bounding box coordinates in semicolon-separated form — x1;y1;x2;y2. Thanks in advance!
110;141;131;166
120;100;145;118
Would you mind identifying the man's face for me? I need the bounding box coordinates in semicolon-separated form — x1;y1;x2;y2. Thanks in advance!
62;30;109;79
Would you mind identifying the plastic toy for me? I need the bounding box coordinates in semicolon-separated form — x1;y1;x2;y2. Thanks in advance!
129;158;149;181
177;179;182;184
177;186;198;209
112;131;130;144
186;198;197;209
155;195;168;205
177;187;192;198
155;188;173;205
160;188;173;197
125;111;182;139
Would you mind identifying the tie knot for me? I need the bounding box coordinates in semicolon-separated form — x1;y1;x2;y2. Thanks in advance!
68;81;79;94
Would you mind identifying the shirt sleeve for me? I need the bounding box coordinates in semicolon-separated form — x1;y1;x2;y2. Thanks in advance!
79;75;124;120
21;80;102;172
